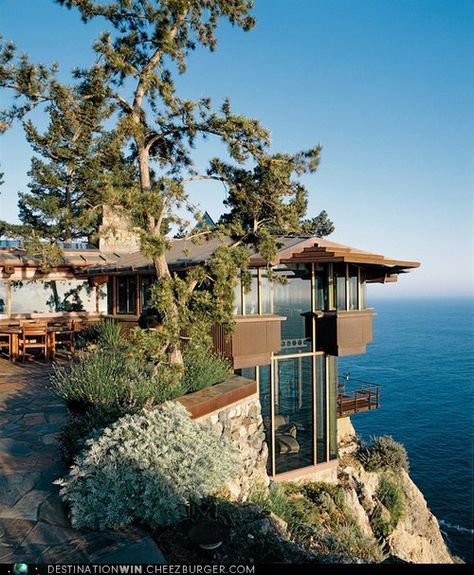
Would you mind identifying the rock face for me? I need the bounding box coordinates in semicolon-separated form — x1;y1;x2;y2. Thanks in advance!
200;397;269;499
387;470;454;564
339;457;454;564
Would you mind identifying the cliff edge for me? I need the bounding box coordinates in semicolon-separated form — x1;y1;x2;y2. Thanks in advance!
338;421;454;564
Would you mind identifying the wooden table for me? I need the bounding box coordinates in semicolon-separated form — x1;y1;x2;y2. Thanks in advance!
0;326;70;361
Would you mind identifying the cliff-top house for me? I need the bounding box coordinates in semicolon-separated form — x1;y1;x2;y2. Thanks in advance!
0;209;419;483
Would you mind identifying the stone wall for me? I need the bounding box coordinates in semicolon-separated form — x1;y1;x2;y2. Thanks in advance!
176;375;269;499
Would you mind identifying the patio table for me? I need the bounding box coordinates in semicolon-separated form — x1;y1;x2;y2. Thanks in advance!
0;325;69;361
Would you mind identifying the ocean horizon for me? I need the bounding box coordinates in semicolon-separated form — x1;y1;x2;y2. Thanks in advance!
339;296;474;563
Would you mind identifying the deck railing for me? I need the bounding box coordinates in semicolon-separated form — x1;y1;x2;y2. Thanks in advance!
337;375;380;418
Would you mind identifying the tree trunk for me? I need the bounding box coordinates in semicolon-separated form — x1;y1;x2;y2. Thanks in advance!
137;142;185;369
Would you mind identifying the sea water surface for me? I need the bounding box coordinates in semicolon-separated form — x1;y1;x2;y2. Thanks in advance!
339;297;474;563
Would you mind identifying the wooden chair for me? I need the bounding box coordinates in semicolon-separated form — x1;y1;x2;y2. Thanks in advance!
50;320;75;357
0;332;12;360
18;324;48;362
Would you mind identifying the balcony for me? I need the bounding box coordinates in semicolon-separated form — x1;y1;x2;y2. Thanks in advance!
337;376;380;418
211;315;285;369
315;309;375;356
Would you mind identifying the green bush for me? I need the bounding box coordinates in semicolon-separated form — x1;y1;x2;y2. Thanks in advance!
95;318;126;349
250;482;384;562
370;504;393;539
376;474;405;529
56;402;242;530
182;342;231;393
50;347;184;410
357;435;409;472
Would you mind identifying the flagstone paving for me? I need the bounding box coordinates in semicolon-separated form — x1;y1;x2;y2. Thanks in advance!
0;359;166;564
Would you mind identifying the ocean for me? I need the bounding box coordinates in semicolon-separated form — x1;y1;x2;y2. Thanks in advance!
339;297;474;563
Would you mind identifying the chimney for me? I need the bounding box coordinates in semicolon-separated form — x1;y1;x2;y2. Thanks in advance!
98;205;141;254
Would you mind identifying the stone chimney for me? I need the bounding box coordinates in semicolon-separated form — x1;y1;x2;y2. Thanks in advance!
98;205;141;254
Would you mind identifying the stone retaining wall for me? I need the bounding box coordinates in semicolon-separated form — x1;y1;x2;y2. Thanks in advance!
176;376;269;499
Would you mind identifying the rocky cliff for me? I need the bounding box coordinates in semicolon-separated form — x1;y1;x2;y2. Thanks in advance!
338;420;455;564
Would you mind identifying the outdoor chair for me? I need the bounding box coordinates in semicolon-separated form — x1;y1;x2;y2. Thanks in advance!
18;324;48;362
49;320;75;357
0;332;12;360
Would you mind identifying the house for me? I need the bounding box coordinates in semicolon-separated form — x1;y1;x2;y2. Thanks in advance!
80;234;419;481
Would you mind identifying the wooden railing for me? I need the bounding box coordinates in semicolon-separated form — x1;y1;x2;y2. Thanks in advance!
337;380;380;418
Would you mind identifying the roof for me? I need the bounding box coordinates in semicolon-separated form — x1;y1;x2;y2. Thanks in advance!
0;247;120;271
78;236;420;279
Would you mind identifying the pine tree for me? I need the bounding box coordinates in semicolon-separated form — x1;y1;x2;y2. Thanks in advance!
0;1;335;367
18;76;111;243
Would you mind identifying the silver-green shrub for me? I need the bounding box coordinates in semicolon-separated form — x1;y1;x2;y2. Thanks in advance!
55;402;242;530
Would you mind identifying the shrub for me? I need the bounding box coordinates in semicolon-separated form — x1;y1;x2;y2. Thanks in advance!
95;318;126;349
376;474;405;529
55;402;242;530
357;435;409;472
50;348;183;410
182;342;231;394
60;404;130;462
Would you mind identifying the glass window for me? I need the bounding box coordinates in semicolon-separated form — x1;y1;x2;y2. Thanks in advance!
274;356;314;474
316;354;327;463
327;356;338;461
334;264;347;311
140;276;153;311
11;280;96;313
359;269;367;309
274;265;312;354
235;367;256;380
260;269;273;314
258;364;273;476
348;265;358;310
117;275;137;314
234;274;242;315
315;265;328;310
244;269;258;315
107;278;114;315
0;282;7;315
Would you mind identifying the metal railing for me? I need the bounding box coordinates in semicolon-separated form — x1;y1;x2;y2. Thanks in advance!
337;372;380;417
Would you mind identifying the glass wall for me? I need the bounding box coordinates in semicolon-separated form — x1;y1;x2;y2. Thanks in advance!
316;354;327;463
117;275;137;314
314;265;328;310
9;280;97;314
348;265;358;310
334;264;346;311
0;282;8;315
328;356;338;461
140;276;153;310
258;364;273;475
260;269;273;314
244;270;259;315
273;264;312;354
274;355;314;474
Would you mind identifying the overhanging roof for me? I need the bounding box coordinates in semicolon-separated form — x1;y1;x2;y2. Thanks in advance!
79;236;420;278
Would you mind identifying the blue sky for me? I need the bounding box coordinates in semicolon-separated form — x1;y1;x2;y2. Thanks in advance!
0;0;472;297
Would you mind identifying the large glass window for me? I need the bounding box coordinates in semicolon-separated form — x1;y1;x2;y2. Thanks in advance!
244;270;259;315
314;265;328;310
360;268;367;309
260;269;273;314
274;265;312;354
259;364;273;475
234;275;242;315
334;264;346;311
10;280;96;313
328;356;338;461
348;265;358;310
140;276;153;310
274;356;314;474
117;275;137;314
0;282;7;315
316;354;327;463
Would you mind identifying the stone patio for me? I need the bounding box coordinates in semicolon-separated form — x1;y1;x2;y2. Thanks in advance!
0;359;166;564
